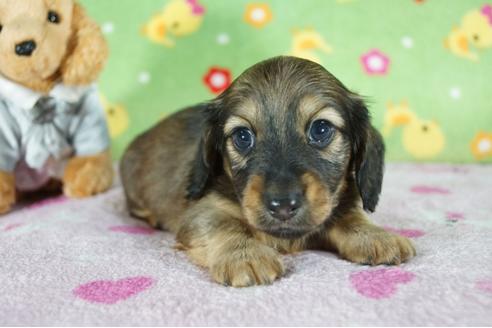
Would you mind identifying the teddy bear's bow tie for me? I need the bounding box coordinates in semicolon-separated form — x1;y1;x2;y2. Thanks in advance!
24;96;79;170
31;96;78;124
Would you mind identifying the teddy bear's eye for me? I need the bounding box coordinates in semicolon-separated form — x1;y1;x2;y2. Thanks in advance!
47;11;61;24
0;25;3;33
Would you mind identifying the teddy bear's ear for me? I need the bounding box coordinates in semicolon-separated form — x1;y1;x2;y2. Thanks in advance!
61;3;108;86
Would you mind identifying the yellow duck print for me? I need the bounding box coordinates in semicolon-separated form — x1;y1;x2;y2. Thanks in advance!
384;101;445;159
382;100;416;137
444;4;492;61
290;28;333;64
100;95;129;139
402;118;445;160
142;0;205;47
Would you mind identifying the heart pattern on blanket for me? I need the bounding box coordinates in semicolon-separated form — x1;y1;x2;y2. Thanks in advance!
384;226;425;238
109;225;155;235
410;185;451;195
445;211;465;222
3;223;24;231
350;268;415;299
27;195;68;209
73;276;155;304
476;280;492;294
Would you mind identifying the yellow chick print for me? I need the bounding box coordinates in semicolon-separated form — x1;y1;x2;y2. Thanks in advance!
444;27;478;61
444;4;492;61
290;28;333;64
384;101;445;159
382;100;416;137
142;0;205;47
402;118;445;160
100;95;130;139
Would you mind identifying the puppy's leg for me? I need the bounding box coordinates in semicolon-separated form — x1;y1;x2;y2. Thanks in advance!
177;194;284;287
326;209;415;265
0;170;16;215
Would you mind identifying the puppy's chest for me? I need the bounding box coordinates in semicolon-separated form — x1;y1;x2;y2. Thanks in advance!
254;230;320;253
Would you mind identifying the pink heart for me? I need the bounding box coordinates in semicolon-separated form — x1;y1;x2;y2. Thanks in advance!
446;211;465;222
3;223;24;232
384;226;425;238
476;279;492;294
109;225;155;235
350;268;415;299
27;195;67;209
73;276;155;304
410;185;450;195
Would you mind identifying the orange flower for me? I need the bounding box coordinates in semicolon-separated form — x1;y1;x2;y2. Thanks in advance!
470;132;492;160
244;3;273;28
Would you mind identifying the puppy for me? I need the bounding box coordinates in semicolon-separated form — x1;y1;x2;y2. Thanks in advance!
121;56;415;287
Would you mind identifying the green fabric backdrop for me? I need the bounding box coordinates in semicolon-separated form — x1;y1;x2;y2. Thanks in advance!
80;0;492;163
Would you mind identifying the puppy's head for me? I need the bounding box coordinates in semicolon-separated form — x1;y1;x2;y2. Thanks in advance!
188;56;384;239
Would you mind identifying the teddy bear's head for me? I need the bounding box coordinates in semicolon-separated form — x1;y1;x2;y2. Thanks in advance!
0;0;108;93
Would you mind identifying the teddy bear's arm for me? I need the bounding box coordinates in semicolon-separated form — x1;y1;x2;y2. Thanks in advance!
0;101;20;214
69;87;111;157
63;87;113;198
0;101;21;173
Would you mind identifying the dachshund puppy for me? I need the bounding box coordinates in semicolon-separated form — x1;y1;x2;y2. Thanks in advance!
121;56;415;287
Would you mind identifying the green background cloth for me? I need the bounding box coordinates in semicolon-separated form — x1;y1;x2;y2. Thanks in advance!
80;0;492;163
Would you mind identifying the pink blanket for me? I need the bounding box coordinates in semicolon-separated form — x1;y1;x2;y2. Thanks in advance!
1;163;491;326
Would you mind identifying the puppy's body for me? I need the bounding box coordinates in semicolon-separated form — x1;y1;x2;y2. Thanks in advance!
121;57;415;287
121;105;205;233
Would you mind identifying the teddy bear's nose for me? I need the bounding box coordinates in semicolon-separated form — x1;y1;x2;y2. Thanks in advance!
15;40;37;57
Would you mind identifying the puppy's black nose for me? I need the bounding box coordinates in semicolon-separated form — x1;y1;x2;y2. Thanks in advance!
15;40;37;56
266;195;302;221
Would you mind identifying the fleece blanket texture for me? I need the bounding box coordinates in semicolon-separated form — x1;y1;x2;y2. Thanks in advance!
0;163;491;326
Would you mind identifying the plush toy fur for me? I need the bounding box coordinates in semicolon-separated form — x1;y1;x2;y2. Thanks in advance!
0;0;113;214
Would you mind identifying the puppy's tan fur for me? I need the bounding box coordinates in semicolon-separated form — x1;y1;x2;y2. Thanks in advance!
121;57;415;287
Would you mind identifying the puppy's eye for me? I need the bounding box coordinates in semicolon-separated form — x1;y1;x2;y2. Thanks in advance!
232;127;255;152
0;25;3;33
308;119;335;148
47;11;61;24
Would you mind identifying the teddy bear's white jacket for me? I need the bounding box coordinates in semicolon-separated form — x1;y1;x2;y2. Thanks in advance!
0;76;110;191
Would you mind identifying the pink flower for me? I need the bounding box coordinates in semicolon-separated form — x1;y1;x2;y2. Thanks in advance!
203;67;232;94
481;4;492;26
360;49;390;75
187;0;205;16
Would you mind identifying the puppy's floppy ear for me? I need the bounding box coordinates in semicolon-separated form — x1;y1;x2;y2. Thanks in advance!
349;97;385;213
61;3;108;85
186;104;223;200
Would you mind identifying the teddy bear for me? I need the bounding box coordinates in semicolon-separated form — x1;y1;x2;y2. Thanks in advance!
0;0;114;214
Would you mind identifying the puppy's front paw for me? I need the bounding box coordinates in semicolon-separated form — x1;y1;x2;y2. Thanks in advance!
210;243;284;287
0;171;16;215
337;225;416;265
63;153;113;198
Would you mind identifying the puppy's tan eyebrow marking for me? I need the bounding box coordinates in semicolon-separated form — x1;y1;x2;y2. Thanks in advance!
312;108;345;128
298;95;345;129
224;115;253;135
231;97;259;124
